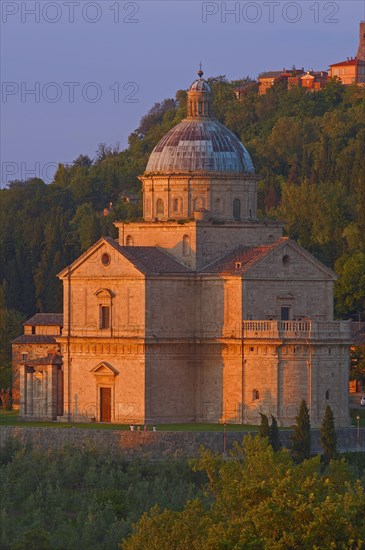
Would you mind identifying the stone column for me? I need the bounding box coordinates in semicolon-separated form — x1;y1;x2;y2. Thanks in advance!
26;368;34;418
19;365;27;417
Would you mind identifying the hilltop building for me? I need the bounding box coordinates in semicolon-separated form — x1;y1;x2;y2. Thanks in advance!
13;71;352;428
257;67;329;95
329;22;365;86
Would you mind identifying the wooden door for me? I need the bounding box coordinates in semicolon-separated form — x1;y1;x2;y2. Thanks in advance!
100;388;111;422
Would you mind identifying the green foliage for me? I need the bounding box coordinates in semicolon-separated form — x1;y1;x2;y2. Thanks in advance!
10;528;53;550
0;287;25;390
123;436;365;549
259;413;281;452
335;252;365;318
0;442;204;550
350;346;365;383
320;405;337;464
291;399;311;462
269;414;281;452
258;412;270;438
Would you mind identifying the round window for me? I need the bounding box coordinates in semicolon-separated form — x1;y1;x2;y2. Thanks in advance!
101;253;111;266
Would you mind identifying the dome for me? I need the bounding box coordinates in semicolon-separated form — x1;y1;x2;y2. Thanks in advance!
145;118;254;174
189;78;212;92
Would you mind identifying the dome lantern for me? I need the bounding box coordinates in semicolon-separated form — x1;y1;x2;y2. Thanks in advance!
187;66;213;118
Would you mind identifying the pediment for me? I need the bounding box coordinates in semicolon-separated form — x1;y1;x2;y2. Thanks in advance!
57;238;144;279
247;240;337;280
90;362;119;376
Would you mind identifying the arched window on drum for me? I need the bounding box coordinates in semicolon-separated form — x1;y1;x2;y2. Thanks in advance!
183;235;191;257
156;199;164;218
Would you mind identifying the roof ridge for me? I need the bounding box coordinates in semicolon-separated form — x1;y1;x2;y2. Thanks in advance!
199;238;287;273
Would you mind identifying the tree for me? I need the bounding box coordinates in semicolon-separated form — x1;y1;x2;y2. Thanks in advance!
11;528;52;550
122;436;365;550
320;405;337;463
269;415;281;451
335;252;365;318
291;399;311;462
258;412;270;438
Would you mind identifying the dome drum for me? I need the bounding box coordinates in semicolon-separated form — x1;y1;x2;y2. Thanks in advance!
142;71;256;223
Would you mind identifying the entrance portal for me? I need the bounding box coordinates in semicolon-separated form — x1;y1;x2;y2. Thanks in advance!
100;387;111;422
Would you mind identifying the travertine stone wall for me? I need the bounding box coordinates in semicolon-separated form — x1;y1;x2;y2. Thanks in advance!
140;174;257;222
116;221;284;270
1;426;363;457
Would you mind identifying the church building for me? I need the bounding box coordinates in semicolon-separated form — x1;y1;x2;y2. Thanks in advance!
12;71;352;427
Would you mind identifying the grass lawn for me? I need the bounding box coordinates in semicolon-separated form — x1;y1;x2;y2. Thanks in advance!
2;408;363;431
0;410;263;432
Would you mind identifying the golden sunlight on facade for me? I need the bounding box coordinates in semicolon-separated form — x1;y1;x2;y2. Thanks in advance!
13;71;352;428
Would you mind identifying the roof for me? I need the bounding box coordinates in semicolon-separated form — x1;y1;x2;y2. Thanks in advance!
23;354;62;366
145;118;254;174
104;237;192;274
259;71;284;79
12;335;58;345
329;59;360;67
24;313;63;326
189;78;211;92
200;239;288;275
301;71;328;78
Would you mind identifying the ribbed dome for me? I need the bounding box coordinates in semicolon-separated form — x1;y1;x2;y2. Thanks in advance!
145;118;254;174
189;78;212;92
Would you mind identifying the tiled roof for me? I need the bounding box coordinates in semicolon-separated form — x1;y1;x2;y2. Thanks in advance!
329;59;359;67
12;335;58;344
24;354;62;366
24;313;63;326
104;237;192;274
200;238;288;275
145;118;254;174
259;71;283;79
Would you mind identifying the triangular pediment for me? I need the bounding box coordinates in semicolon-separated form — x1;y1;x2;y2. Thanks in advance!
57;238;145;279
246;239;338;280
90;362;119;376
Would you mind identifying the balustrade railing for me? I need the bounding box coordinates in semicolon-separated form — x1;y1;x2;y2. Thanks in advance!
242;320;351;340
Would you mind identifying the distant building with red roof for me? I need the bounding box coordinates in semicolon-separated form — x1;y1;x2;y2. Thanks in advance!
328;23;365;86
329;58;365;86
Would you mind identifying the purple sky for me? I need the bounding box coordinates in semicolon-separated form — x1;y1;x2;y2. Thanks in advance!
1;1;364;186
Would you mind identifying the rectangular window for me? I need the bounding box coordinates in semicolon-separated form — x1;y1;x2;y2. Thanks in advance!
22;353;28;361
31;326;36;335
281;307;290;321
100;306;110;329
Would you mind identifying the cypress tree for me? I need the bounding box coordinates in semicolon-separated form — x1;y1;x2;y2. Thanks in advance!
291;399;311;462
269;415;281;452
320;405;337;463
258;413;270;438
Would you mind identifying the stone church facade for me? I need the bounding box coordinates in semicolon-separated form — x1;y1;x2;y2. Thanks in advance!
13;72;352;427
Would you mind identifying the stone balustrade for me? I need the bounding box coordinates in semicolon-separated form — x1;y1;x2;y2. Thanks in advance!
242;320;352;341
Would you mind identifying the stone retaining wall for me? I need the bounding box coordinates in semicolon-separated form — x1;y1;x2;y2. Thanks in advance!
0;426;364;458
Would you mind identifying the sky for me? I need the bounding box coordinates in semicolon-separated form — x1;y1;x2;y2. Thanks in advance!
1;0;364;186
